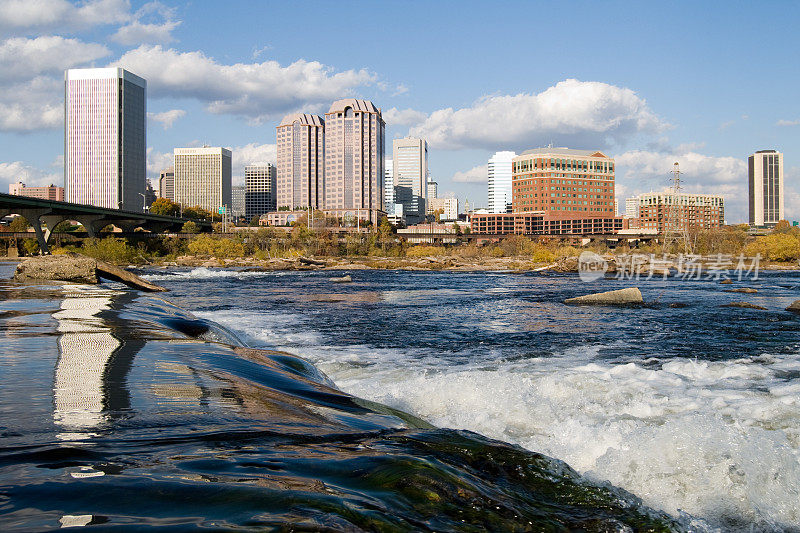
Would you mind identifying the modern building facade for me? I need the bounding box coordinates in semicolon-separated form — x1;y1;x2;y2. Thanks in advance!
428;197;458;221
511;148;615;217
636;191;725;232
232;186;245;219
65;67;146;211
158;167;174;201
488;151;516;213
173;147;232;214
624;196;639;219
244;163;277;221
276;113;324;210
392;137;428;223
471;212;622;236
9;182;64;201
427;178;438;200
324;99;385;224
748;150;784;227
384;159;394;210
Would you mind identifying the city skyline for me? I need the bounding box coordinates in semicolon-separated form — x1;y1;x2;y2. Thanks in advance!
1;1;799;223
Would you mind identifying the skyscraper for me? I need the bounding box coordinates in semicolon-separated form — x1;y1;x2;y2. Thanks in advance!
393;137;428;223
173;147;232;214
324;99;385;224
276;113;324;210
427;178;438;200
487;151;516;213
65;68;146;211
245;163;277;221
749;150;784;226
158;167;174;201
384;159;394;211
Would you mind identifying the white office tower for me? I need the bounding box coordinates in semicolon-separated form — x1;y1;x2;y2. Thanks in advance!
624;197;640;218
393;137;428;222
487;151;516;213
427;178;438;200
65;68;146;211
748;150;784;226
384;159;394;211
173;147;232;214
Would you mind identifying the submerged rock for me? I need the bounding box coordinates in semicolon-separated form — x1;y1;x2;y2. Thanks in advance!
721;302;767;310
565;287;643;305
724;288;758;294
329;275;352;283
14;253;167;292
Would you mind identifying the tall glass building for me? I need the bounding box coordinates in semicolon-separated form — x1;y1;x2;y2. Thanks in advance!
748;150;784;227
487;151;516;214
244;163;277;220
392;137;428;223
64;68;146;211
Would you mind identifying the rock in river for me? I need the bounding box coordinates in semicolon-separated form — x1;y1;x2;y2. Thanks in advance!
564;287;643;306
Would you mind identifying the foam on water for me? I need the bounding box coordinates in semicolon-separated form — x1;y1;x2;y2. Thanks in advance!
142;267;280;281
205;307;800;531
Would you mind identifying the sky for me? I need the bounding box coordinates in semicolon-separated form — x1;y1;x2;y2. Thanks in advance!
1;0;799;223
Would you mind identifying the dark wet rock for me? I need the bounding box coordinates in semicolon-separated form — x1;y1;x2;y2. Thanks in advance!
724;288;758;294
565;287;643;305
786;300;800;313
721;302;767;310
13;253;167;292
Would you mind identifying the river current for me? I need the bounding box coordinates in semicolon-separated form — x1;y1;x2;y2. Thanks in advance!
2;262;799;531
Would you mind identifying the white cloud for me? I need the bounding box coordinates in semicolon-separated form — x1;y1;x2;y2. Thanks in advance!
614;148;748;222
0;36;110;82
0;100;61;131
112;45;376;123
409;79;668;151
232;142;276;185
148;109;185;129
0;0;131;36
452;163;488;183
146;147;172;178
0;160;60;191
383;107;427;127
111;19;179;45
776;119;800;127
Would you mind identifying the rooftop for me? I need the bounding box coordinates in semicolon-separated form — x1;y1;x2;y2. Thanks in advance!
327;99;381;115
278;113;324;127
518;148;610;158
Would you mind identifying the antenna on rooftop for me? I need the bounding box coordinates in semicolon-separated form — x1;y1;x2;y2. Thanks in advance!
662;162;692;254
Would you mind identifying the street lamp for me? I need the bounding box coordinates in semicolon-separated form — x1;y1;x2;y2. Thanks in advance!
138;193;147;212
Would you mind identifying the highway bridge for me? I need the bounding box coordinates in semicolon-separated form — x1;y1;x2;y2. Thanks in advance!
0;193;212;253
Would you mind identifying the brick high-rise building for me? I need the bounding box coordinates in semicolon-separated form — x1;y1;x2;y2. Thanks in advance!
637;192;725;232
65;68;146;211
9;182;64;201
511;148;615;217
324;99;385;224
276;113;324;210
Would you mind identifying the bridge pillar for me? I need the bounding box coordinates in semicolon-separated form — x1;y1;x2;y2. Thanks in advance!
72;216;105;238
15;208;54;254
41;215;68;247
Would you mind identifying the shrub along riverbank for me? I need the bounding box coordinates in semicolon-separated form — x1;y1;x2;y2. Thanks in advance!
3;222;800;269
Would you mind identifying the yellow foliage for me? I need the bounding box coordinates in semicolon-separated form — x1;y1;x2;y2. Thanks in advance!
406;245;446;257
743;233;800;262
187;234;244;259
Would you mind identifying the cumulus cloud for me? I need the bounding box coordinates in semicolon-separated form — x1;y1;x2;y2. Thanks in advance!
111;19;179;45
614;148;748;222
383;107;427;126
0;160;60;191
148;109;185;129
146;147;172;178
112;45;376;123
0;36;110;82
776;119;800;127
0;100;61;132
452;164;488;183
232;142;276;184
409;79;668;151
0;0;131;36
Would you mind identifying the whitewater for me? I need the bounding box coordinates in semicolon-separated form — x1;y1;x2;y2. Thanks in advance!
147;266;800;531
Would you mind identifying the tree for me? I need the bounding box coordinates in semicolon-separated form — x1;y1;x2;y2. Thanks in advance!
149;197;180;217
7;216;29;232
183;205;213;221
181;221;200;234
250;216;260;227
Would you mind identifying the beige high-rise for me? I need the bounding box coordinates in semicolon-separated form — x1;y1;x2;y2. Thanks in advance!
173;147;232;214
276;113;324;210
324;99;385;224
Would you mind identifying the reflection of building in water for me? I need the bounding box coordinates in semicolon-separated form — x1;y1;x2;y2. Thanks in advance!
53;289;120;440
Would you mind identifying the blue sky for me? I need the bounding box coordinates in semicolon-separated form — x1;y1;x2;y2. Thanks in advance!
1;0;799;222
